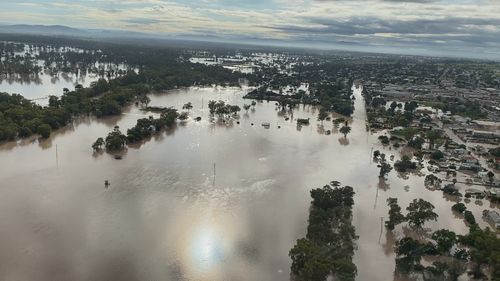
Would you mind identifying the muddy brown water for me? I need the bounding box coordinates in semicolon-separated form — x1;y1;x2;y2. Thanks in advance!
0;85;495;281
0;72;103;105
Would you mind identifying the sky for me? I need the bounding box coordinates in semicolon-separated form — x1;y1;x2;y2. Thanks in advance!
1;0;500;58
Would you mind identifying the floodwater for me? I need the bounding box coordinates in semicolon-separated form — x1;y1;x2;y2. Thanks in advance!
0;61;131;105
0;86;496;281
0;71;100;104
1;42;131;105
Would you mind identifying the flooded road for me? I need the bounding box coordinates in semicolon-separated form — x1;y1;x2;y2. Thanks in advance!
0;86;495;281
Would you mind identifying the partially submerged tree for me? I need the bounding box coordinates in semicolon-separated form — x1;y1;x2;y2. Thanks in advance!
105;127;127;151
92;137;104;151
317;108;329;124
385;198;406;230
405;199;438;228
340;122;351;138
182;102;193;112
431;229;457;254
379;162;393;178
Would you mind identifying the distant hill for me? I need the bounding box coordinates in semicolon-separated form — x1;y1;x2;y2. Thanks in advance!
0;24;85;36
0;24;149;39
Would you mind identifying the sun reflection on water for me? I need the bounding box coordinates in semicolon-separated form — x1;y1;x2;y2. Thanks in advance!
189;223;225;274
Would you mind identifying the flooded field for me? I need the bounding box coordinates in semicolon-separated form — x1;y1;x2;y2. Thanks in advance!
1;42;132;105
0;86;496;281
0;71;100;104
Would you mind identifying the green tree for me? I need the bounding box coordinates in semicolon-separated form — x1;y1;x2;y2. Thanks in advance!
424;174;442;188
487;171;495;186
386;198;406;230
318;108;329;124
451;203;466;214
404;101;418;112
37;124;52;139
178;112;189;120
430;150;444;160
463;210;476;225
289;238;333;281
379;162;392;178
182;102;193;112
394;155;417;172
431;229;457;254
340;124;351;138
105;127;127;151
426;130;442;149
408;136;424;149
405;199;438;228
390;101;398;111
92;137;104;150
208;100;217;115
395;237;425;273
139;95;151;107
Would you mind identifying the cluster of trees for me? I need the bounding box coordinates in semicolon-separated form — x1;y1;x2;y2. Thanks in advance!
103;127;126;151
365;97;419;129
450;202;500;279
0;48;42;76
93;108;179;152
0;75;146;141
394;232;468;280
1;38;254;142
289;183;357;281
388;199;470;280
0;92;70;141
374;150;393;178
489;147;500;158
395;215;500;280
385;198;438;230
442;184;462;197
207;100;241;117
461;225;500;279
392;195;500;280
296;118;310;126
242;101;257;112
314;82;354;117
424;174;442;189
436;100;487;120
126;108;178;143
244;76;353;117
394;155;418;172
430;150;444;160
408;136;425;149
450;202;477;226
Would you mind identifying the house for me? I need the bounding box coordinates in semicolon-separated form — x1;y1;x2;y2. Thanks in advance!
465;188;484;198
459;163;482;172
490;188;500;198
460;155;479;164
482;210;500;229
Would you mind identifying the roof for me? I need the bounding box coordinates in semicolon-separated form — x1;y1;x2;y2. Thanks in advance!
485;210;500;224
465;188;483;194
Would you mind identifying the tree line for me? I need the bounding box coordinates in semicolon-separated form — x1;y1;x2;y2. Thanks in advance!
289;182;357;281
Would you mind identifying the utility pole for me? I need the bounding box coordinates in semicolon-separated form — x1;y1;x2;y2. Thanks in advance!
378;216;384;243
213;163;216;186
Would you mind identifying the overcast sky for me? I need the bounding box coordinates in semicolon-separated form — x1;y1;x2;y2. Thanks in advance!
1;0;500;58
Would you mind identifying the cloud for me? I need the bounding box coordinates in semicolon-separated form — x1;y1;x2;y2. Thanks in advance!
123;18;162;25
1;0;500;58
